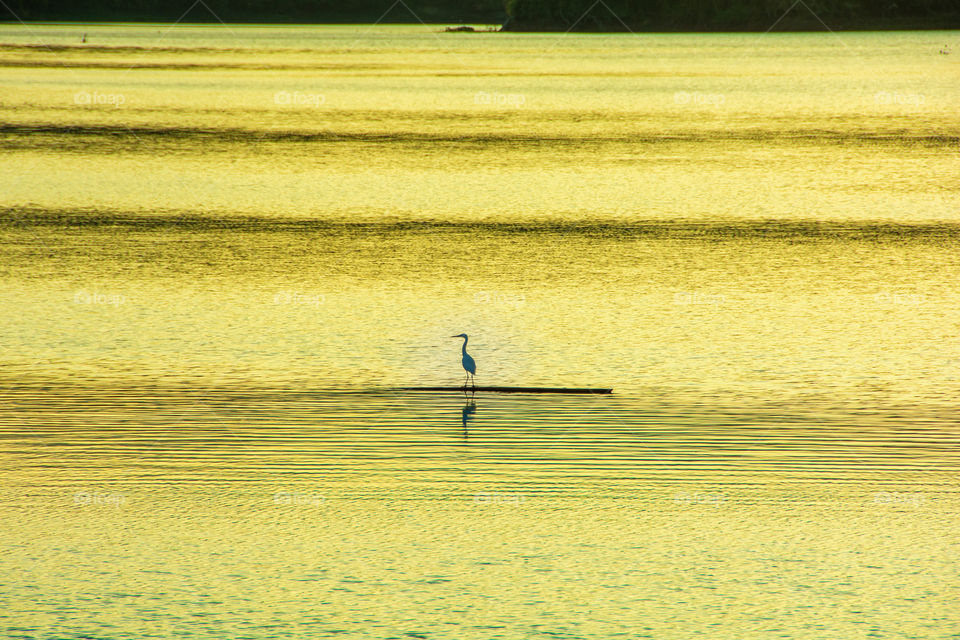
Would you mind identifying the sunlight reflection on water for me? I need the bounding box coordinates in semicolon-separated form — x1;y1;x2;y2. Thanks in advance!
2;24;960;640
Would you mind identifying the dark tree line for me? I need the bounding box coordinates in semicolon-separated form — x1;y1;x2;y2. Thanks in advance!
3;0;957;29
502;0;960;30
3;0;507;23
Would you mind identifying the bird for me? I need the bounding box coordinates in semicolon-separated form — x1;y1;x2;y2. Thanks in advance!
451;333;476;389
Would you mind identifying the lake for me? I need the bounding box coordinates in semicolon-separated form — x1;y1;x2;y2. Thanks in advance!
1;24;959;639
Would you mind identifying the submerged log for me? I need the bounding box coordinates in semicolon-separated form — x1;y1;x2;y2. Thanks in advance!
401;386;612;394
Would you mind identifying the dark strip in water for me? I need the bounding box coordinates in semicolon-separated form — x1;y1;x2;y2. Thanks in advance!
3;207;960;242
0;59;399;71
1;123;956;147
401;386;613;394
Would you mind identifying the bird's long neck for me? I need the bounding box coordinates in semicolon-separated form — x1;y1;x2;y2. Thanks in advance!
461;335;469;354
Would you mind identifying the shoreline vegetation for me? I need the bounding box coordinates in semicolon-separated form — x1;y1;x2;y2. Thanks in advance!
2;0;958;31
500;0;959;32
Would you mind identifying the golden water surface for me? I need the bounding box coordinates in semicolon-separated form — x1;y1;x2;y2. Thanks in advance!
1;24;960;639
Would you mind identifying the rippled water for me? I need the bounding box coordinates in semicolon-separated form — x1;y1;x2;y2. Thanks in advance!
2;24;960;639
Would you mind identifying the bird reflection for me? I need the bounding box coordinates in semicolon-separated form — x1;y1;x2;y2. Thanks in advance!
461;399;477;437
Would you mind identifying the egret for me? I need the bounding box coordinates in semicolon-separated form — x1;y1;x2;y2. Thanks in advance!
451;333;476;389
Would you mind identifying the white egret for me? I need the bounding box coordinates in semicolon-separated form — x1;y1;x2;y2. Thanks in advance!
451;333;476;388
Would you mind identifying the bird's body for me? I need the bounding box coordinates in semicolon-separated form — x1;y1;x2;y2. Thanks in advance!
451;333;476;388
461;344;476;376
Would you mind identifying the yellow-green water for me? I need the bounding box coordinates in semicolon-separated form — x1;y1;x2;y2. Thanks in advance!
2;24;960;639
